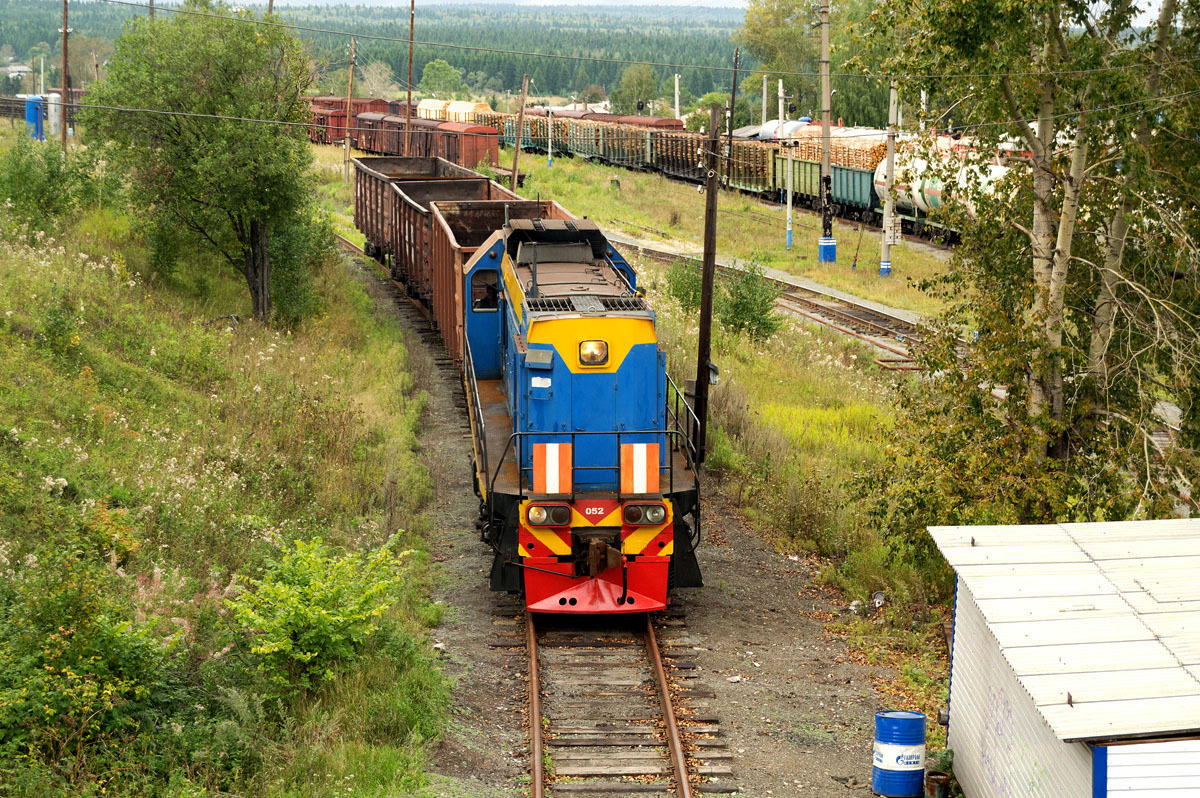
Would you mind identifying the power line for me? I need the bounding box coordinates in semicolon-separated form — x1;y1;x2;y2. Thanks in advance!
93;0;1199;83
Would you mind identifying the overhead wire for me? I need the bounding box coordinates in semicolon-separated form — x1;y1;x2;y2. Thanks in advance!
93;0;1200;82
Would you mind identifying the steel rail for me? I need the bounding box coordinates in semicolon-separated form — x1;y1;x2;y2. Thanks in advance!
527;614;544;798
645;615;693;798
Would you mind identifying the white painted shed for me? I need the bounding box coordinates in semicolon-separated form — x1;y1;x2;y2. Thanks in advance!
929;519;1200;798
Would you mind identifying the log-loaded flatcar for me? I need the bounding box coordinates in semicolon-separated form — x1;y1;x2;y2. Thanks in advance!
352;156;704;613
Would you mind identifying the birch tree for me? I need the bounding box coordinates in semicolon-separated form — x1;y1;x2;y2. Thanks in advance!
860;0;1199;537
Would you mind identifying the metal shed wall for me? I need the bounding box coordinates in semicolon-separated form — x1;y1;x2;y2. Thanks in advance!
1102;739;1200;796
949;579;1093;798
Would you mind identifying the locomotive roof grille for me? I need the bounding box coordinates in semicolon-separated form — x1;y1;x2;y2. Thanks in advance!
525;295;649;314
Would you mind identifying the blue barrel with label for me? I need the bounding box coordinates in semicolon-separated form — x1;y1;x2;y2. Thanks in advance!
872;710;925;796
25;96;44;141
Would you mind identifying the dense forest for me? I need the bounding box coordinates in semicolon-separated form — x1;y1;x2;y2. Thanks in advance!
0;2;748;102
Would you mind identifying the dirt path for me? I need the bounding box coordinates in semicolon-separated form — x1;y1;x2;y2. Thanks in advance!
353;257;889;797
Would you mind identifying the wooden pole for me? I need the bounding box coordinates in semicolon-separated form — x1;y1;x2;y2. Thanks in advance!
510;74;529;193
694;103;721;463
404;0;414;155
149;0;154;18
343;36;355;184
725;47;738;185
61;0;68;150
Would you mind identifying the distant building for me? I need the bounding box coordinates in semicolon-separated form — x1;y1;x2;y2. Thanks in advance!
4;63;32;77
930;519;1200;797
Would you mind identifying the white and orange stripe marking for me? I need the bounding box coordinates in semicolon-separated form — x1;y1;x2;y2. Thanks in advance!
620;443;660;495
533;443;572;494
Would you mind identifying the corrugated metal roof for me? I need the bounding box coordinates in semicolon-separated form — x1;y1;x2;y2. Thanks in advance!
930;519;1200;743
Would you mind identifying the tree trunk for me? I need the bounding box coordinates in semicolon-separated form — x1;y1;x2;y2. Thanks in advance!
1088;205;1127;383
1027;67;1057;430
1045;126;1089;458
245;218;272;322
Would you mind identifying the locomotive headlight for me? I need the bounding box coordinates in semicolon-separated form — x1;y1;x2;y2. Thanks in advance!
623;504;667;525
579;340;608;366
528;504;571;526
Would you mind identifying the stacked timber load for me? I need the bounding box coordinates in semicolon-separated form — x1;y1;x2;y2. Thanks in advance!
782;126;888;170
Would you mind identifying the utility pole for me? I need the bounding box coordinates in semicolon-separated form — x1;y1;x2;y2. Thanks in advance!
60;0;68;151
694;103;721;464
786;143;793;250
267;0;274;13
149;0;154;18
40;57;44;95
777;78;784;130
674;74;680;120
919;89;927;131
343;37;355;184
510;74;529;193
724;47;739;185
817;0;835;262
92;52;99;83
880;83;898;277
761;74;767;126
547;107;552;168
404;0;414;155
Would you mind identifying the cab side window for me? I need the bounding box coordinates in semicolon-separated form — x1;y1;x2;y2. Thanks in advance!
471;270;499;311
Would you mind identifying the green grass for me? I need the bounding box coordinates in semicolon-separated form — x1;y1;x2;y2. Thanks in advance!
639;258;894;556
0;133;448;794
512;149;950;316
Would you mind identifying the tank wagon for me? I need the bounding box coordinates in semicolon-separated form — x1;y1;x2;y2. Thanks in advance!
352;156;704;613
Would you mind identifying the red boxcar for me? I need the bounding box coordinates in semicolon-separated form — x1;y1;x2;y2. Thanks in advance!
355;112;389;153
437;122;500;168
311;106;348;144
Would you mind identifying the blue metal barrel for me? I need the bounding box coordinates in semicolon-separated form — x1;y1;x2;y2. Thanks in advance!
872;710;925;796
25;96;44;141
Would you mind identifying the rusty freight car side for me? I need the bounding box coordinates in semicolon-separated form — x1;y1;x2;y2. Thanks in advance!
352;157;479;265
388;179;522;303
429;200;575;364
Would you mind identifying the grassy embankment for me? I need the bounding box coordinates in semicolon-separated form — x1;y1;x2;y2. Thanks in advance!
503;148;950;317
0;130;449;795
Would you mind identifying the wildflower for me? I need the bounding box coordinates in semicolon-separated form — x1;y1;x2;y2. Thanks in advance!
253;385;262;393
150;348;156;357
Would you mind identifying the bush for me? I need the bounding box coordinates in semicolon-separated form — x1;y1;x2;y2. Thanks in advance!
0;137;121;232
229;536;412;699
666;258;702;311
0;543;166;780
269;205;333;328
719;259;781;341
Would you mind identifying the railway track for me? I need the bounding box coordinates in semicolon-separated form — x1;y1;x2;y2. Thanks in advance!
521;607;737;797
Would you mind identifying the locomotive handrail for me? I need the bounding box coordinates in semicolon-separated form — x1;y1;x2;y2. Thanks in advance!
486;427;698;506
462;334;490;493
664;372;701;472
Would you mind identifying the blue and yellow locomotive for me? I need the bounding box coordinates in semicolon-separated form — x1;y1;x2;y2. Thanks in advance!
462;218;703;613
351;155;703;614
